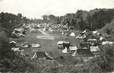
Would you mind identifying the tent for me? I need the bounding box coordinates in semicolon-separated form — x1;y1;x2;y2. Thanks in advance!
69;32;75;37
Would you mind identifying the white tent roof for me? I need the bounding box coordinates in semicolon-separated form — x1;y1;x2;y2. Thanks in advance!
70;32;75;37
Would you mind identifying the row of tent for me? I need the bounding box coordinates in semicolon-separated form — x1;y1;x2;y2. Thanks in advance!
57;29;114;56
10;40;54;60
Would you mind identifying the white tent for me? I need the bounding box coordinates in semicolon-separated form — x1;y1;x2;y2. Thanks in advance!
57;41;64;45
31;43;40;48
69;32;75;37
62;47;68;53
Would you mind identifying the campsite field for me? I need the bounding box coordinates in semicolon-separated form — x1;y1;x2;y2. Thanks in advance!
12;29;83;65
9;29;114;73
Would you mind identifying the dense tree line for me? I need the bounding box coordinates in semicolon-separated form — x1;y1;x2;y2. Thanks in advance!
25;8;114;31
0;12;34;71
61;9;114;30
0;12;22;55
40;8;114;31
0;12;29;58
0;12;30;35
42;15;60;24
1;8;113;34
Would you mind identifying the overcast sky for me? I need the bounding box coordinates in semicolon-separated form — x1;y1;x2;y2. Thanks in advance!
0;0;114;18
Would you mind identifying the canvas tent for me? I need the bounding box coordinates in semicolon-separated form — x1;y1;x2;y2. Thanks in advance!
69;32;75;37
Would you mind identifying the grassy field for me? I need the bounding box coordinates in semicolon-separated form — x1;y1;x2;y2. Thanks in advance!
9;29;114;73
12;30;83;62
16;30;81;64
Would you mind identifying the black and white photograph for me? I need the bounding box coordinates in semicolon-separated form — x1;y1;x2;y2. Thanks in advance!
0;0;114;73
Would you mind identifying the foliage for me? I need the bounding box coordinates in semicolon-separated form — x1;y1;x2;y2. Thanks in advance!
61;9;114;31
0;12;34;72
0;12;30;35
39;8;114;31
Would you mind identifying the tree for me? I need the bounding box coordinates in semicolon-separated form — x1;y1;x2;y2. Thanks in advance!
0;12;23;35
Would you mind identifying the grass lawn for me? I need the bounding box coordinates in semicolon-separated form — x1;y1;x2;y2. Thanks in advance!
9;30;114;73
10;30;83;65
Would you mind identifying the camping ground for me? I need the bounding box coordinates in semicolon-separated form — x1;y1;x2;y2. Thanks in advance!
8;27;114;73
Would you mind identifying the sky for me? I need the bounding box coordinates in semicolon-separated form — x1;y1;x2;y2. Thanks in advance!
0;0;114;18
